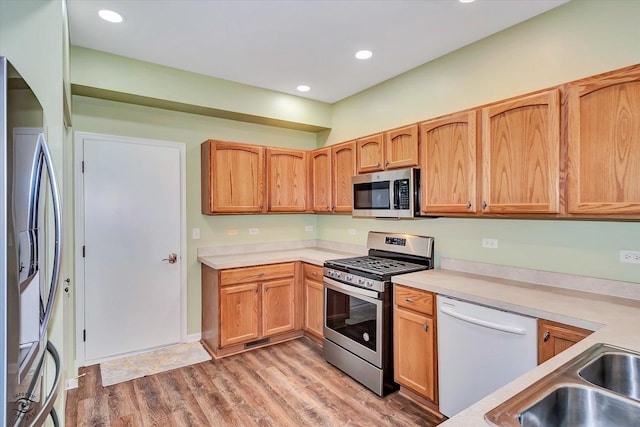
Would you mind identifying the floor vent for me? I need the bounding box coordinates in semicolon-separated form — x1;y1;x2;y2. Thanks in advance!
244;338;270;349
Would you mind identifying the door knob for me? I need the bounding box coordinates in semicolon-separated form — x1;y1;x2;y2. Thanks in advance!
162;253;178;264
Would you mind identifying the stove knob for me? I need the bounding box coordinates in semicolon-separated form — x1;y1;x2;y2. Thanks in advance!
358;278;364;285
366;280;373;288
328;271;333;277
346;274;353;281
336;272;341;278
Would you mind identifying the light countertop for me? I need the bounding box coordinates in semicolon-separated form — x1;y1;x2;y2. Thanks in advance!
393;268;640;426
198;247;358;270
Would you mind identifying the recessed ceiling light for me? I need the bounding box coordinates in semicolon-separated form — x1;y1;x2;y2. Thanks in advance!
459;0;476;3
355;50;373;60
98;9;124;23
297;85;311;92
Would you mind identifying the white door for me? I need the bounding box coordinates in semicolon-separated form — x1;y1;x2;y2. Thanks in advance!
78;134;184;362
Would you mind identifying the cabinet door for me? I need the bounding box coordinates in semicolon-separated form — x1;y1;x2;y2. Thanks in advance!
481;90;560;213
262;278;295;337
304;277;324;338
219;283;260;347
311;147;332;212
356;134;385;173
202;140;265;214
332;141;356;212
385;124;419;170
538;319;593;364
266;148;308;212
394;306;437;402
420;112;477;214
567;67;640;215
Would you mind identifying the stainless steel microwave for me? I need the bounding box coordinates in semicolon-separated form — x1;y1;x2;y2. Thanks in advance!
352;168;420;218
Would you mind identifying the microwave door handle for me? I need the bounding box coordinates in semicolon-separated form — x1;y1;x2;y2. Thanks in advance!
36;133;63;333
393;180;400;209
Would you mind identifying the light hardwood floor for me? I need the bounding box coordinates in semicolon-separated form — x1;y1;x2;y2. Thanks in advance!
66;338;444;426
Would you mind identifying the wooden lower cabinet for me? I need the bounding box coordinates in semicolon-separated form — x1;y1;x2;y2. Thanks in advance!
393;285;438;404
538;319;593;364
303;263;324;339
202;262;302;358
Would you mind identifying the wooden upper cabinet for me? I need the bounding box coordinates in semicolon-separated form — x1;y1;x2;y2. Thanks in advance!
481;89;560;214
311;147;332;212
201;140;265;214
356;133;385;173
567;65;640;215
266;148;308;212
385;124;419;170
420;111;477;214
332;141;356;212
356;125;419;174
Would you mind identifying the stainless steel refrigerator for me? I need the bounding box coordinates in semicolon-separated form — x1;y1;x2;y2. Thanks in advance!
1;57;62;425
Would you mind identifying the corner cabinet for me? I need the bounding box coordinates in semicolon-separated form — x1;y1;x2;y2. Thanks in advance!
538;319;593;364
393;285;438;404
332;141;356;212
303;263;324;339
310;147;332;212
266;148;308;212
356;124;419;174
481;89;560;214
201;140;265;214
310;141;356;213
201;262;302;358
420;111;477;214
567;65;640;216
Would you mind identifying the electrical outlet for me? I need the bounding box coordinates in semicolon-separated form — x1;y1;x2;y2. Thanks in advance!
620;250;640;264
192;228;200;240
249;228;259;235
227;229;238;236
305;225;314;232
482;238;498;249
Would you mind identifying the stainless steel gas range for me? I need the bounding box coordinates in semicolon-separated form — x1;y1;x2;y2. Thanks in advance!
323;232;434;396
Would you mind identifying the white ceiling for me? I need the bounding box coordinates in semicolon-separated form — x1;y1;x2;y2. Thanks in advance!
67;0;568;104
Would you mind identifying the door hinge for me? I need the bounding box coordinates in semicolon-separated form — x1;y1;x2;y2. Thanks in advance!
82;246;86;258
82;161;85;173
83;329;86;342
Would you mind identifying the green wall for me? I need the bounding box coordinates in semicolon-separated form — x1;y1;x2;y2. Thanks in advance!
69;0;640;347
72;96;319;335
317;0;640;285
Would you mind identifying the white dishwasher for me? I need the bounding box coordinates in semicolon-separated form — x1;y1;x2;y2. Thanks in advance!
437;295;537;418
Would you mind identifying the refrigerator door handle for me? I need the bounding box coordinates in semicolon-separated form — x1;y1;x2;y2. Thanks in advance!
35;133;62;334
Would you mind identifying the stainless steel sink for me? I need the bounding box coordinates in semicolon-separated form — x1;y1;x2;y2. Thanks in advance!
485;344;640;426
518;385;640;427
579;352;640;400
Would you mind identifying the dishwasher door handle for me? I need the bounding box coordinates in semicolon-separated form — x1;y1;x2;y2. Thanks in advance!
440;306;527;335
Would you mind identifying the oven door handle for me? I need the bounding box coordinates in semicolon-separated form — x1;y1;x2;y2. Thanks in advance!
323;276;381;300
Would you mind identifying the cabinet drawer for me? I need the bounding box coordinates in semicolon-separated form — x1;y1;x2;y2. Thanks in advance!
303;263;323;280
394;285;434;315
220;262;295;285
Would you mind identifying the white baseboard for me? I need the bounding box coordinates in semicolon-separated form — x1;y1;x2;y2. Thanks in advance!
185;332;201;343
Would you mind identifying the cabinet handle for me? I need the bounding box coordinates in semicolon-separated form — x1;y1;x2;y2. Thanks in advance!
385;160;390;167
265;286;269;292
482;201;487;210
258;272;265;276
331;204;335;210
268;204;272;210
259;205;263;210
467;201;472;209
254;287;258;293
543;331;550;342
405;298;414;303
326;205;330;210
376;162;381;168
312;271;317;276
423;323;429;332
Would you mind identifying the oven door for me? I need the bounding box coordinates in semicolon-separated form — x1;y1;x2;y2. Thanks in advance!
323;276;383;368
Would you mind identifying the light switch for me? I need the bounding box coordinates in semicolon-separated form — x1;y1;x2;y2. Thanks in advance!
192;228;200;240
